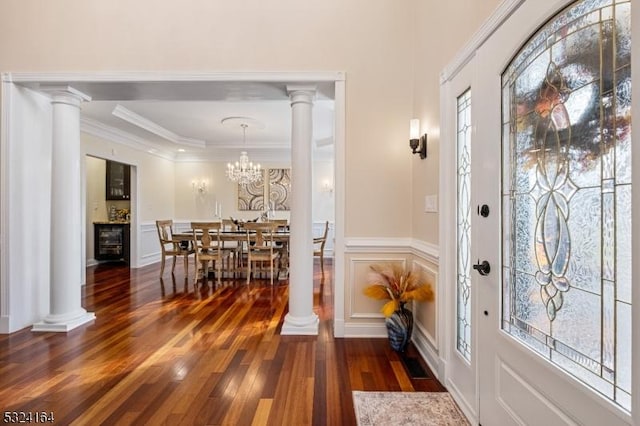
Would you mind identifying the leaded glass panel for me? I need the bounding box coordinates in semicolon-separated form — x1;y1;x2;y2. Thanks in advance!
457;89;472;362
501;0;631;411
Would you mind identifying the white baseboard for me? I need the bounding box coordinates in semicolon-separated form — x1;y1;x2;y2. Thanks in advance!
446;377;478;425
343;322;387;338
0;316;9;334
138;253;161;268
86;258;99;267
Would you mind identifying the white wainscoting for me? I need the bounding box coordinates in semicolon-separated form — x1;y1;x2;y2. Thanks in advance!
139;220;195;267
138;222;162;267
347;256;408;337
410;258;443;381
342;237;442;380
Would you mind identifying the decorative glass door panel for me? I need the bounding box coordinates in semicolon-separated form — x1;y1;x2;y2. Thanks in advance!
501;0;631;410
457;89;472;362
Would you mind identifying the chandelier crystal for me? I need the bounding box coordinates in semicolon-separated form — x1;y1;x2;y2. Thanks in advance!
226;123;262;186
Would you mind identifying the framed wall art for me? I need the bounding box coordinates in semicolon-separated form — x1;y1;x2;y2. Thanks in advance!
268;168;290;211
237;171;265;211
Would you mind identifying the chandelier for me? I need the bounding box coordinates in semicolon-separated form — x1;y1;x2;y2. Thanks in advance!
226;123;262;186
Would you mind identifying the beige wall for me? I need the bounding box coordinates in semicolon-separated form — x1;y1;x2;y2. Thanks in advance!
173;161;291;222
411;0;503;244
85;156;106;262
84;156;131;261
312;160;335;223
81;133;176;222
86;156;108;223
1;0;415;239
174;160;335;224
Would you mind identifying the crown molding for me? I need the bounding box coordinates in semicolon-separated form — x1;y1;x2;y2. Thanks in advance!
39;85;92;103
112;104;206;148
80;117;175;161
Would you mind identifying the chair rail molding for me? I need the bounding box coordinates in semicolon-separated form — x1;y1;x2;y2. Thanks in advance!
344;237;413;253
344;237;439;261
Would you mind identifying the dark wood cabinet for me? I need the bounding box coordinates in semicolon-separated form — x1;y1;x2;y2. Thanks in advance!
94;223;130;263
106;160;131;200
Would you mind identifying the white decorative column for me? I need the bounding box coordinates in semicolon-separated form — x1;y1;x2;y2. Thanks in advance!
33;86;95;332
282;85;319;335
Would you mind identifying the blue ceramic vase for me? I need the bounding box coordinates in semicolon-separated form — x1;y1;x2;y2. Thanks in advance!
385;303;414;352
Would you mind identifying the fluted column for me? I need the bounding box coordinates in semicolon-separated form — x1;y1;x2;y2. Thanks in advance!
33;86;95;332
282;85;319;335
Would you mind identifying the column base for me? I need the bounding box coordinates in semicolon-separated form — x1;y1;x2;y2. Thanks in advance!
281;312;319;335
32;311;95;333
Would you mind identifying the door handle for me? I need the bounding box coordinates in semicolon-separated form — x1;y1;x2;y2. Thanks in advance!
473;260;491;276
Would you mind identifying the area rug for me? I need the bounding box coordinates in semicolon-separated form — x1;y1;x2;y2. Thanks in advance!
352;391;470;426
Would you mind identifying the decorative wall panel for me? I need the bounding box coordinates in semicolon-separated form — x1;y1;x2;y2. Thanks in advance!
237;171;265;211
268;168;290;211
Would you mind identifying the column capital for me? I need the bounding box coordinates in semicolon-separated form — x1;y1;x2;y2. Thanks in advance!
287;85;316;105
40;85;91;107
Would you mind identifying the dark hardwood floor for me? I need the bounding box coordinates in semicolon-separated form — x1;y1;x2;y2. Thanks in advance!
0;259;445;425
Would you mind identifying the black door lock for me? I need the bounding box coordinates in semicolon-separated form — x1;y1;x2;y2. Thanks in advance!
473;260;491;276
478;204;490;217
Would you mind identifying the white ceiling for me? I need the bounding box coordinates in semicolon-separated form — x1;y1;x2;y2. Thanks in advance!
42;80;336;162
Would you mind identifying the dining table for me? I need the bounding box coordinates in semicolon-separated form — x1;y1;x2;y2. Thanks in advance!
173;228;290;280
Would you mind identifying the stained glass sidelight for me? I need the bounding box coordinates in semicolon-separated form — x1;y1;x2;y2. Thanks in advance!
457;89;472;362
501;0;631;410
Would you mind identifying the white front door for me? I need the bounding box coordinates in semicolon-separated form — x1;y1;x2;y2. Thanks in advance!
443;0;636;424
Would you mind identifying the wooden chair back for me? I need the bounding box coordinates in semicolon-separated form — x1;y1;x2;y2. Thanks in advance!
314;221;330;276
190;221;222;255
156;220;175;248
244;222;280;284
156;219;193;276
190;221;228;285
315;221;329;250
245;221;278;249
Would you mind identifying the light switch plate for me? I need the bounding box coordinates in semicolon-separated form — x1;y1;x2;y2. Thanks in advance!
424;195;438;213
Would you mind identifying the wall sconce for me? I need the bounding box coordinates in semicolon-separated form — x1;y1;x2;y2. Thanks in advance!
409;119;427;159
192;180;207;194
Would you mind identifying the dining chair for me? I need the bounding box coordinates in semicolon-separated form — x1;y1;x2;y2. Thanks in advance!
313;221;330;277
221;218;243;276
156;219;194;277
268;219;289;262
244;222;280;285
190;221;230;286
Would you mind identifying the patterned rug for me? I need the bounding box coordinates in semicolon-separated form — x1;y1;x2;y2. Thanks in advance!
352;391;470;426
